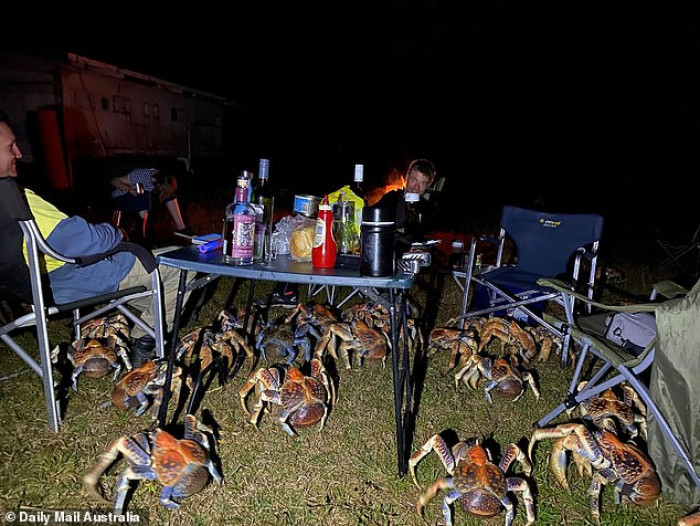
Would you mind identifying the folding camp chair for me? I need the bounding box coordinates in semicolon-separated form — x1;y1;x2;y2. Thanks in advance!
655;223;700;279
535;277;700;505
457;205;604;364
0;176;165;432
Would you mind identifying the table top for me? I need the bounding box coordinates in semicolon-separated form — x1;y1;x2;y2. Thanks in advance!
157;245;414;289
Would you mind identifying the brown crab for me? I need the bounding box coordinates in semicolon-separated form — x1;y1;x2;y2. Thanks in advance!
317;318;391;369
239;358;335;435
84;413;222;513
427;325;479;371
455;354;540;403
524;325;562;362
571;382;648;440
409;434;535;526
177;327;251;373
79;313;131;342
67;335;131;391
111;359;186;417
477;317;538;363
529;422;660;526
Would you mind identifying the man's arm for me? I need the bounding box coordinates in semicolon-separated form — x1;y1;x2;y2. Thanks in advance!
47;216;124;257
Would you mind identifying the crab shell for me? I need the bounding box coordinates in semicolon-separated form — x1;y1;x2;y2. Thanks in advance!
152;428;211;495
489;357;525;400
112;361;180;412
453;445;506;518
283;366;327;428
73;338;119;378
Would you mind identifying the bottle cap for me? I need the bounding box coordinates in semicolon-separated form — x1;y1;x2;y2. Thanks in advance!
258;159;269;179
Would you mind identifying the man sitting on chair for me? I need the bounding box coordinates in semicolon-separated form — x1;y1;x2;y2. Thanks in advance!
0;109;192;367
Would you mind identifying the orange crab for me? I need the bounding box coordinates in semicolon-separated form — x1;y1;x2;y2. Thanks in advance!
529;422;660;526
476;317;538;363
66;335;130;391
571;382;647;439
454;354;540;403
410;434;535;526
239;358;335;435
84;414;222;513
111;359;186;417
427;325;479;371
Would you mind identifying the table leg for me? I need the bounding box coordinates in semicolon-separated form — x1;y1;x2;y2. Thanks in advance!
158;269;188;427
389;289;413;476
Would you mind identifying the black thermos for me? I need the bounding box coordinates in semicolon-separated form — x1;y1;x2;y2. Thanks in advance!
360;205;395;277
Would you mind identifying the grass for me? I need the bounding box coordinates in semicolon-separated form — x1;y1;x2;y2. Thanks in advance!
1;195;698;525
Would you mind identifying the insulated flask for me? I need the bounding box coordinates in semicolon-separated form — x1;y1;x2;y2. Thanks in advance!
360;205;395;277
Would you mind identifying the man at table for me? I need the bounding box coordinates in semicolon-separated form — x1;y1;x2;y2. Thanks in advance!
0;109;193;367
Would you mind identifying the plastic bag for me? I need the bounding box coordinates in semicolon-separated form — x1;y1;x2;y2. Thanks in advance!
271;214;317;262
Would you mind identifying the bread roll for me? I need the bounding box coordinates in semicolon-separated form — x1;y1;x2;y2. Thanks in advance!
290;226;315;261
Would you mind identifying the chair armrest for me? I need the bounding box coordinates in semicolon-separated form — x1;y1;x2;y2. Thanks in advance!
76;242;157;273
538;278;658;313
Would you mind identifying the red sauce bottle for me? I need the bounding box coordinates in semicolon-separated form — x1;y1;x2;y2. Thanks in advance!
312;195;337;268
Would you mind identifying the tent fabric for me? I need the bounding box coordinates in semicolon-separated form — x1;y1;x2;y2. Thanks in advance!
648;280;700;507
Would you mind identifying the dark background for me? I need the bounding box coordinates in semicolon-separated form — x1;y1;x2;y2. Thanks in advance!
15;3;700;239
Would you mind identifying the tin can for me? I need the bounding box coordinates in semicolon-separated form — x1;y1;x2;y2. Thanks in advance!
293;194;321;218
135;182;145;195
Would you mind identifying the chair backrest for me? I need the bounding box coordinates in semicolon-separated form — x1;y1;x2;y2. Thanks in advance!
0;177;35;304
501;205;605;277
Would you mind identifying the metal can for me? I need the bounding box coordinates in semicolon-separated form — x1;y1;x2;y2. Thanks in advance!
135;182;145;195
293;194;321;218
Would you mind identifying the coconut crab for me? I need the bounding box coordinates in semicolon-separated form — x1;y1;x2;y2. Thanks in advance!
238;358;335;435
313;317;391;369
570;382;648;440
177;326;252;375
284;302;341;348
53;335;131;391
427;324;479;371
110;359;187;417
255;314;313;365
79;313;131;343
529;422;660;526
409;434;535;526
84;413;222;513
454;354;540;403
476;317;538;363
524;325;562;362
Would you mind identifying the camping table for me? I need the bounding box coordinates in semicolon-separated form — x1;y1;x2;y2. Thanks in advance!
155;245;417;476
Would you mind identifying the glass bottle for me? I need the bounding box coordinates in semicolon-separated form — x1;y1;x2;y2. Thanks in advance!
336;193;359;255
223;172;255;265
351;164;367;239
252;158;275;262
352;163;367;203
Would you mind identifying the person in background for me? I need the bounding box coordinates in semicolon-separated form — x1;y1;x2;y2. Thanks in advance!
374;158;440;254
110;167;191;240
0;109;192;367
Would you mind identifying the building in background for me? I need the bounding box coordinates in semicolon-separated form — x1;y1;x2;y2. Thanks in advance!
0;49;231;191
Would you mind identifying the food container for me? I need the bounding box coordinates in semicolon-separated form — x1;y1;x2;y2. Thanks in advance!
293;194;321;218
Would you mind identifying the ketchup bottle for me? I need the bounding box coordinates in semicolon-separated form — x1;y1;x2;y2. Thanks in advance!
312;195;337;268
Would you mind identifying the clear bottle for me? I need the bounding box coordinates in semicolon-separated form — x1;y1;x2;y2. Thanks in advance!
336;193;359;255
252;158;275;261
223;172;255;265
312;195;337;268
352;163;367;203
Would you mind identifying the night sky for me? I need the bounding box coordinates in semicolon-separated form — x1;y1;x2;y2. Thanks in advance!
32;3;700;230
